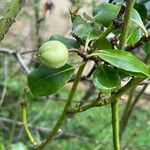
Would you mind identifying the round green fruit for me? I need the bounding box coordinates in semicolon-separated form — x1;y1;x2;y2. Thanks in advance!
38;40;68;68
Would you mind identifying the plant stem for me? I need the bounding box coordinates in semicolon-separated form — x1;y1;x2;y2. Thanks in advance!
68;77;144;113
36;62;86;150
97;23;114;41
111;101;120;150
119;0;135;50
111;1;135;150
21;103;37;146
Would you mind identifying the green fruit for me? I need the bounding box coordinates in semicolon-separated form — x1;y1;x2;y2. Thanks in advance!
38;40;68;68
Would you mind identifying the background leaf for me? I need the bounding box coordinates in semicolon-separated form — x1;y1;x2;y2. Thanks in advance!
28;64;74;96
49;34;80;49
93;3;120;27
96;49;150;77
134;3;147;20
92;65;121;93
143;41;150;55
93;3;148;44
72;15;93;38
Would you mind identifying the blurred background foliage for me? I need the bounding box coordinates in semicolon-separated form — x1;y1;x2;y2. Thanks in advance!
0;0;150;149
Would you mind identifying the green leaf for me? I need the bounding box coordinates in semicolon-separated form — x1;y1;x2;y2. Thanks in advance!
93;38;112;50
95;49;150;77
143;41;150;55
134;3;147;20
92;65;121;93
127;9;148;44
93;3;120;27
93;3;148;44
72;15;93;38
88;31;100;41
28;64;74;96
49;34;80;49
117;69;130;79
129;9;148;37
127;27;142;45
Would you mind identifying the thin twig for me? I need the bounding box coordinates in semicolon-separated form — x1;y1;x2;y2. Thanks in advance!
0;54;8;106
20;49;38;55
29;101;50;124
140;80;150;85
0;48;38;55
0;48;15;55
14;53;30;74
123;115;150;150
67;77;144;114
77;84;95;107
125;34;150;51
120;87;136;139
0;116;50;133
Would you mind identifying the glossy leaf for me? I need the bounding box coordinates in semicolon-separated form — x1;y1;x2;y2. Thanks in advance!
93;38;112;50
28;64;74;96
72;15;93;38
49;34;80;49
96;49;150;77
92;65;121;93
93;3;148;44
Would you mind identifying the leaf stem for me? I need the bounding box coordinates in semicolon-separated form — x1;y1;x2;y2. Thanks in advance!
36;62;86;150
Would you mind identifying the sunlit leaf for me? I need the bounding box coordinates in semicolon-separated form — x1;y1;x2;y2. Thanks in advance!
95;49;150;77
